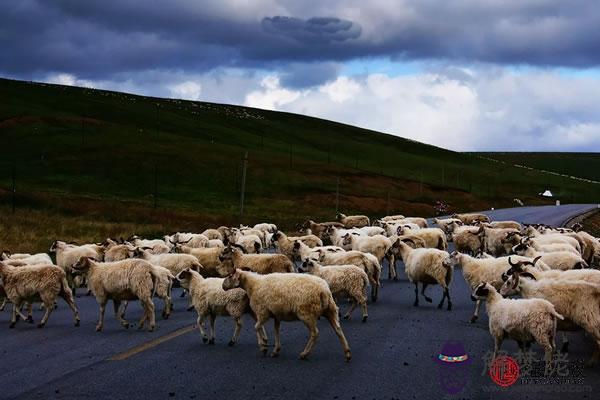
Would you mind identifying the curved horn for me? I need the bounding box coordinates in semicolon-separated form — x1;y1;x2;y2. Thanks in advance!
520;272;537;280
508;256;521;268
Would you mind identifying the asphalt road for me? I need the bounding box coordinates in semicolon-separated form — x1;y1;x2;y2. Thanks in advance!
1;204;598;400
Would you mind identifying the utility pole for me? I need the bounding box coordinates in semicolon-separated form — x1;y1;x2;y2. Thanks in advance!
240;151;248;218
419;170;423;195
335;177;340;214
289;142;293;168
386;190;391;215
81;118;85;146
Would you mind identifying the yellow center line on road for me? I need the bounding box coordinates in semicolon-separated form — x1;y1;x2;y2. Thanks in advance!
108;324;196;361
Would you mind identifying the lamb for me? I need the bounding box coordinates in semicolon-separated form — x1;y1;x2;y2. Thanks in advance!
511;240;587;270
341;234;392;264
129;236;170;254
483;221;522;230
216;246;294;276
398;227;447;250
222;268;352;361
393;239;453;310
317;249;381;302
71;257;158;331
103;240;135;262
172;244;223;277
0;262;80;328
271;231;323;261
449;252;548;323
235;234;262;254
299;259;369;322
133;248;202;277
500;269;600;366
299;220;344;242
433;218;463;236
1;253;53;266
336;213;370;228
253;222;278;234
386;235;427;280
451;226;482;255
471;282;562;370
176;268;261;346
477;226;521;256
452;213;490;224
201;229;224;241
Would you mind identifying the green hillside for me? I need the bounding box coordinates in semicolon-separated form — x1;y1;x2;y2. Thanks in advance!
1;78;598;251
475;152;600;183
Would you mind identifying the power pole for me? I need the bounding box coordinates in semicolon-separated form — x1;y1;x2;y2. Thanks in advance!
386;190;391;215
240;151;248;218
419;170;423;195
81;118;85;146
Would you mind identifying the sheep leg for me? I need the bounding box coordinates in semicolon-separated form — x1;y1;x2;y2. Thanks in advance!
9;302;19;328
471;300;481;323
324;306;352;362
438;287;452;311
60;288;80;327
208;314;216;345
299;318;319;360
0;297;6;311
37;300;54;328
162;292;172;320
229;317;242;347
26;303;34;323
113;300;129;329
16;304;29;322
560;332;570;353
413;283;419;307
197;314;209;343
359;297;368;323
119;301;129;320
96;301;107;332
421;283;433;303
493;336;503;360
138;297;155;332
343;300;357;320
254;318;269;355
271;319;281;357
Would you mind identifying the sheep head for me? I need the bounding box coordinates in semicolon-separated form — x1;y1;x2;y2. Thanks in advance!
471;282;491;301
222;269;242;290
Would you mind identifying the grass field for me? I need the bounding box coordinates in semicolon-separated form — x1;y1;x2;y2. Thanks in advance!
1;78;599;251
476;152;600;183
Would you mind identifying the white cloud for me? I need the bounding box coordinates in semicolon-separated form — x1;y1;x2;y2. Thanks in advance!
47;73;94;88
319;76;361;103
169;80;202;101
244;75;302;110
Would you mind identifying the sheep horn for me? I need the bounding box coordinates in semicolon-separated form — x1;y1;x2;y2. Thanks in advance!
520;272;537;280
508;256;521;268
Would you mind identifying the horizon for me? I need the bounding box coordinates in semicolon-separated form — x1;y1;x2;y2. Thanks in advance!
2;1;600;152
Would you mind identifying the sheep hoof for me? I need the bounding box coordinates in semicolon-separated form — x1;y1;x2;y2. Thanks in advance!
162;312;169;320
371;296;377;303
299;353;309;360
345;351;352;362
561;343;569;353
362;316;368;323
26;316;34;324
202;337;208;344
343;315;350;320
228;340;235;347
74;320;80;327
148;326;155;332
424;297;432;303
186;305;194;312
123;322;130;329
270;351;279;358
437;304;443;309
179;292;186;298
9;322;15;329
95;325;103;332
470;316;478;323
208;339;215;345
447;303;453;311
393;277;398;281
15;314;20;322
37;323;45;329
413;302;419;307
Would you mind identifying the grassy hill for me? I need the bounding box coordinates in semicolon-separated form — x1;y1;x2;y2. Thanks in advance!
1;78;599;251
475;152;600;183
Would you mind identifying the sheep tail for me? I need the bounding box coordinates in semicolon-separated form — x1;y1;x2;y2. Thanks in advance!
149;268;160;298
550;308;564;320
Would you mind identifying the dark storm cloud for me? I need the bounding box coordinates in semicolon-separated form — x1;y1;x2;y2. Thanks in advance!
1;0;600;81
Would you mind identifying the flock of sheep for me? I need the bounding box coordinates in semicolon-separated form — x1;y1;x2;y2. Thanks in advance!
1;211;600;367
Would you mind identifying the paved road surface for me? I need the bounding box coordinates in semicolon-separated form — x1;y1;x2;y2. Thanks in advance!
1;204;598;400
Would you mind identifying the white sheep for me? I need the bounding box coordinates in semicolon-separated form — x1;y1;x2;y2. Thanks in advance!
394;239;453;310
511;240;587;270
471;282;562;370
222;269;352;361
398;227;447;250
299;259;369;322
0;262;80;328
336;213;370;228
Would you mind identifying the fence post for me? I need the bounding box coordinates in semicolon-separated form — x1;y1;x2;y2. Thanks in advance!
11;162;16;213
240;151;248;218
335;177;340;214
153;165;158;209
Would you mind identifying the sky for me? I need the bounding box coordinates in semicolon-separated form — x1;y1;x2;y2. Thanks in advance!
1;0;600;151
